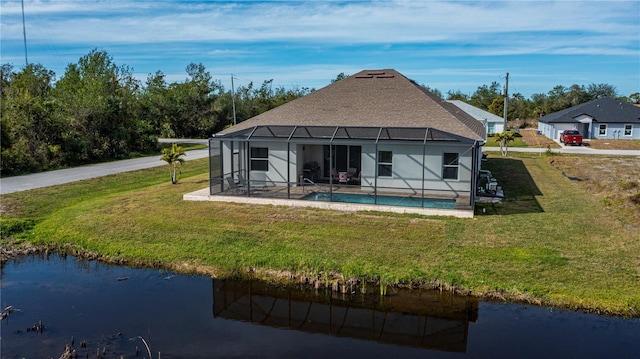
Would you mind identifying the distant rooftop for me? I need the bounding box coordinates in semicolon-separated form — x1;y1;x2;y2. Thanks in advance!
538;98;640;124
447;100;504;123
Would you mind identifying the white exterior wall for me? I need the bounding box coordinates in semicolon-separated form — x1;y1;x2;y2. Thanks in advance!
626;124;640;139
538;122;553;139
538;122;579;139
594;123;640;140
248;141;293;185
221;141;232;176
221;141;246;178
221;141;299;185
556;124;578;139
300;144;324;165
490;121;505;135
359;143;473;195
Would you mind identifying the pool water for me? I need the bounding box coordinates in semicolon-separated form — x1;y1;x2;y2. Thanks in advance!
302;192;455;209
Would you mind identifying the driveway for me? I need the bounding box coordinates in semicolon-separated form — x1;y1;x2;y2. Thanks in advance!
1;140;215;195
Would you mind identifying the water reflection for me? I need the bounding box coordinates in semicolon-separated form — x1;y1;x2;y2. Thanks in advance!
2;254;640;358
213;279;478;352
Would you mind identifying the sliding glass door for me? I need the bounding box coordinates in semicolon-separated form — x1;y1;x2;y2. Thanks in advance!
323;145;361;178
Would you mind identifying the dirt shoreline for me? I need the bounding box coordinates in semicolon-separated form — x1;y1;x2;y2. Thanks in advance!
2;241;636;318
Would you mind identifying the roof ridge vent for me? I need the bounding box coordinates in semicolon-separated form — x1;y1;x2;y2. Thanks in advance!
376;75;394;78
367;71;386;76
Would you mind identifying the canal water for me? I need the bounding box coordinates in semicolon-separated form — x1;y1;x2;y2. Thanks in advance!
1;254;639;358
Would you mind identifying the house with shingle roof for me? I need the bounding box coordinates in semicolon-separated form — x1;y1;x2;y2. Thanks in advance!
447;100;504;137
538;98;640;140
204;69;486;217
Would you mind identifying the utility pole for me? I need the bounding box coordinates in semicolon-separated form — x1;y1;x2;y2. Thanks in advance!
231;74;237;125
22;0;28;65
503;72;509;130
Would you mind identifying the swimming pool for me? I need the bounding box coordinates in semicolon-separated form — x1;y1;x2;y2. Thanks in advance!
301;192;455;209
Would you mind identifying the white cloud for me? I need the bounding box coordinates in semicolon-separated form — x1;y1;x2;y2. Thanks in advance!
2;0;637;56
1;0;638;97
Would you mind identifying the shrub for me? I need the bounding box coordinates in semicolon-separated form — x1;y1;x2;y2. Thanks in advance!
0;218;36;237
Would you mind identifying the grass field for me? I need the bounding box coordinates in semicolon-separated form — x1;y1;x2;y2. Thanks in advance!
1;153;639;316
482;133;529;148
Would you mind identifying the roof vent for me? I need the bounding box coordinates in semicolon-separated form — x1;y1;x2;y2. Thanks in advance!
356;71;394;79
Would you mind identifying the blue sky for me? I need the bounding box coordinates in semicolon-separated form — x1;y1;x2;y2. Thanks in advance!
1;0;638;98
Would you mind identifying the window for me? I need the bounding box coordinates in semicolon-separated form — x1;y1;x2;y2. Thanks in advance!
625;124;632;136
377;151;393;177
598;124;607;136
250;147;269;171
443;153;459;180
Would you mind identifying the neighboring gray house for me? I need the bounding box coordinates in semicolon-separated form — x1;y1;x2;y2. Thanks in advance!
205;69;486;216
447;100;504;137
538;98;640;140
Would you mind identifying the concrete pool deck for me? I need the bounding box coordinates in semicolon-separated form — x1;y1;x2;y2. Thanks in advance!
183;187;475;218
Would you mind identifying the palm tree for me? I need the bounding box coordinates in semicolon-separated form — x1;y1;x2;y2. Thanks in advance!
494;131;516;156
160;143;186;184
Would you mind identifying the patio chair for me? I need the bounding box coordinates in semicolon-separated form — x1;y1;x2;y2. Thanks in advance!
347;167;357;179
348;170;361;184
331;168;340;182
226;176;246;193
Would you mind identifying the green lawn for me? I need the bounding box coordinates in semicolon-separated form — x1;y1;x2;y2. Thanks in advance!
1;154;639;317
483;133;528;147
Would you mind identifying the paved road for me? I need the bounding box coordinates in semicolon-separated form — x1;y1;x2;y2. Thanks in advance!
483;145;640;156
1;140;637;195
1;140;214;195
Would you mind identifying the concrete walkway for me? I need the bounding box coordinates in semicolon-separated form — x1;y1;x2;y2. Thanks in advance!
1;141;213;195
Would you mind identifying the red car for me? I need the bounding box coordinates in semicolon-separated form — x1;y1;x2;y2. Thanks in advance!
560;130;583;146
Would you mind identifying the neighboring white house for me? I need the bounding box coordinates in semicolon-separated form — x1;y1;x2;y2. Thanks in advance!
447;100;504;138
537;98;640;140
204;69;486;216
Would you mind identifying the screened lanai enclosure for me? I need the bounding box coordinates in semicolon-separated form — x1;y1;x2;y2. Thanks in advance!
207;124;481;214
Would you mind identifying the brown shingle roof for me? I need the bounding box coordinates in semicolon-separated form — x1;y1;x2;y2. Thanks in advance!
218;69;485;140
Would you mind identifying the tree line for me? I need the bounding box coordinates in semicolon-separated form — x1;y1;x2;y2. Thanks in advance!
437;82;638;122
1;49;311;175
2;49;637;176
